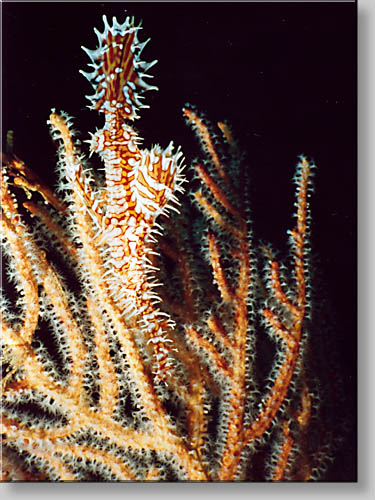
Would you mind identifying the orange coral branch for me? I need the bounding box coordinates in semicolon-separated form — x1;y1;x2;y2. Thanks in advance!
193;162;241;219
185;326;231;378
183;107;230;186
207;232;235;303
271;420;294;481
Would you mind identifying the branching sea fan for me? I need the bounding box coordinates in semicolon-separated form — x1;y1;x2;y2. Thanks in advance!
1;14;345;481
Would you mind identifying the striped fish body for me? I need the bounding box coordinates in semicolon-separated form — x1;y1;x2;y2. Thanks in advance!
80;15;185;382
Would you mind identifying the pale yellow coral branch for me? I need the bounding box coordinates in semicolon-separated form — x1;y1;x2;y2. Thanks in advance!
1;215;39;345
86;297;119;417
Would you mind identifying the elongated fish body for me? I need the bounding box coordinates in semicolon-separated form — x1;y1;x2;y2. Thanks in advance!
80;15;185;382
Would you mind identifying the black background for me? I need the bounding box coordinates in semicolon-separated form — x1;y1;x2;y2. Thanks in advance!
2;1;357;481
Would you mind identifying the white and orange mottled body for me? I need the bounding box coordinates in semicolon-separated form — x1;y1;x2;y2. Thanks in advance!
79;15;185;380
